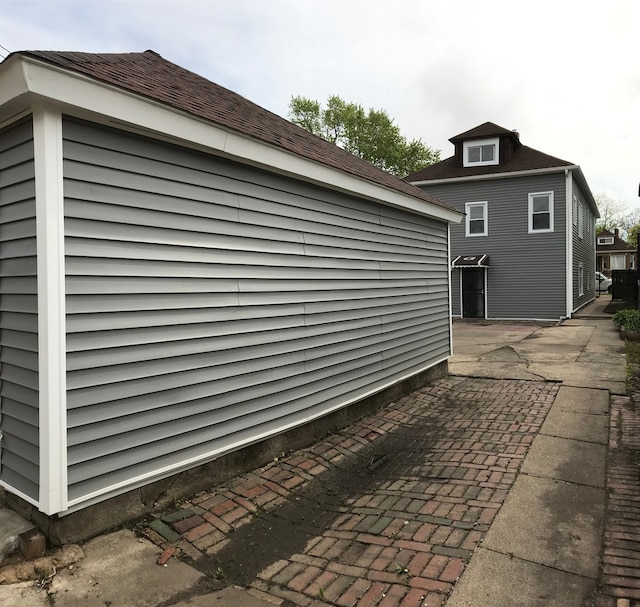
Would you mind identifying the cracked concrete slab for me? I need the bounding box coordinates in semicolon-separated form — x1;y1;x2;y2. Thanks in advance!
540;409;609;444
49;529;205;607
451;318;626;393
522;434;606;487
552;386;609;414
446;548;596;607
481;474;605;578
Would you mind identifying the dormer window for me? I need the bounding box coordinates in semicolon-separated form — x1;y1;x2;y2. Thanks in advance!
463;138;499;167
597;236;614;245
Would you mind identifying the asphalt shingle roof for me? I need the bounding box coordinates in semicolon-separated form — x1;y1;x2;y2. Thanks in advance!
405;121;574;182
449;121;517;142
13;50;456;215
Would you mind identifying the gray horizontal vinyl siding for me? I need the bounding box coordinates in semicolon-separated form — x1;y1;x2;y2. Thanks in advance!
572;183;596;310
423;173;567;320
0;118;39;501
62;118;451;503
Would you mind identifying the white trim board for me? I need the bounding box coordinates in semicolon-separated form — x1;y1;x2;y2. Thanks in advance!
33;104;68;515
1;55;462;226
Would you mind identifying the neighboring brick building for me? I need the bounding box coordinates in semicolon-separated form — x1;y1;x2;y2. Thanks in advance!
596;228;636;274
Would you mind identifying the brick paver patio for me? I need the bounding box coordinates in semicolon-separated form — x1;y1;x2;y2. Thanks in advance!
145;376;558;606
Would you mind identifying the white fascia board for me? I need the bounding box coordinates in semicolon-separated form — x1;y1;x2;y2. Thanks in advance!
409;165;580;187
33;103;68;515
16;57;461;225
0;56;34;129
0;56;29;105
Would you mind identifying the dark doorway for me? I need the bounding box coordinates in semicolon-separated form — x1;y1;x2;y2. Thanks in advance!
462;268;485;318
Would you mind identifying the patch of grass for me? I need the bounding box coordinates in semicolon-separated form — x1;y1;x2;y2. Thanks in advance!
613;309;640;330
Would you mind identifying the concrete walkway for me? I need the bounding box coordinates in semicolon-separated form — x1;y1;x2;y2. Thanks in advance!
0;296;630;606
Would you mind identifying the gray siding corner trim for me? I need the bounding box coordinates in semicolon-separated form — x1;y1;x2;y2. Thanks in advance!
0;117;39;503
63;119;452;509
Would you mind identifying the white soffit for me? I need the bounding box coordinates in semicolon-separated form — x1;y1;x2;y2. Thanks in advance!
2;55;462;224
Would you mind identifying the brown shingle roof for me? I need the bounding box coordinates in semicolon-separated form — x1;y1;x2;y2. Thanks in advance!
13;50;456;215
596;229;635;252
405;121;573;182
449;121;517;143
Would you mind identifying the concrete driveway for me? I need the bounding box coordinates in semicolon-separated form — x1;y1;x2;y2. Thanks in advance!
449;317;626;394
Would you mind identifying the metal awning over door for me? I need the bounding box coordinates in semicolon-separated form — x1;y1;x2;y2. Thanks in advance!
451;254;490;268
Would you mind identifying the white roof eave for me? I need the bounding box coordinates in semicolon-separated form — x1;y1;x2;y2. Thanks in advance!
1;55;462;225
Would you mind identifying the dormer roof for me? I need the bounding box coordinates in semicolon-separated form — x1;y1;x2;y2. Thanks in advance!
405;121;573;182
449;121;519;144
596;229;635;252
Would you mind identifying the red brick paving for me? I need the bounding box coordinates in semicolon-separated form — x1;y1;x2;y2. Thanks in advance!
594;393;640;607
146;376;558;606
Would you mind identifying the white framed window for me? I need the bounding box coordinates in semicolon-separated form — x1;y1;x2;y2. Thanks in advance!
465;201;488;236
572;194;578;226
579;263;584;296
463;138;499;167
597;236;614;245
578;202;584;239
528;191;554;233
611;255;626;270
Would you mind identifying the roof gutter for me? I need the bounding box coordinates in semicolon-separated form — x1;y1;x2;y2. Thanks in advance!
408;165;582;187
409;163;599;219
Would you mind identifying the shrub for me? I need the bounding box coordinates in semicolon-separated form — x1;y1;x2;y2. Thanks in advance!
613;308;640;331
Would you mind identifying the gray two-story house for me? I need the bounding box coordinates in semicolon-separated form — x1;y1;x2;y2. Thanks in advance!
406;122;599;321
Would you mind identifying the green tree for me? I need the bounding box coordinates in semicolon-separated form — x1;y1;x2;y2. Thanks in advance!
288;94;440;177
626;223;640;249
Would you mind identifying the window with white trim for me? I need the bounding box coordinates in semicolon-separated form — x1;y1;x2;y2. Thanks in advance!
578;202;584;239
597;236;614;245
465;201;488;236
572;194;578;226
463;138;499;167
528;191;554;233
611;255;626;270
579;263;584;296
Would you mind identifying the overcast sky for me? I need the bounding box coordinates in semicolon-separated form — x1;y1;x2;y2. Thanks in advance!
3;0;639;208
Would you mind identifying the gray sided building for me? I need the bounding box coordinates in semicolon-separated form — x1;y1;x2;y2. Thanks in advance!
0;50;462;539
406;123;598;322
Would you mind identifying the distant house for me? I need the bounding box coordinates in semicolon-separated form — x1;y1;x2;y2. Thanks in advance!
0;50;462;539
406;122;599;321
596;228;636;274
